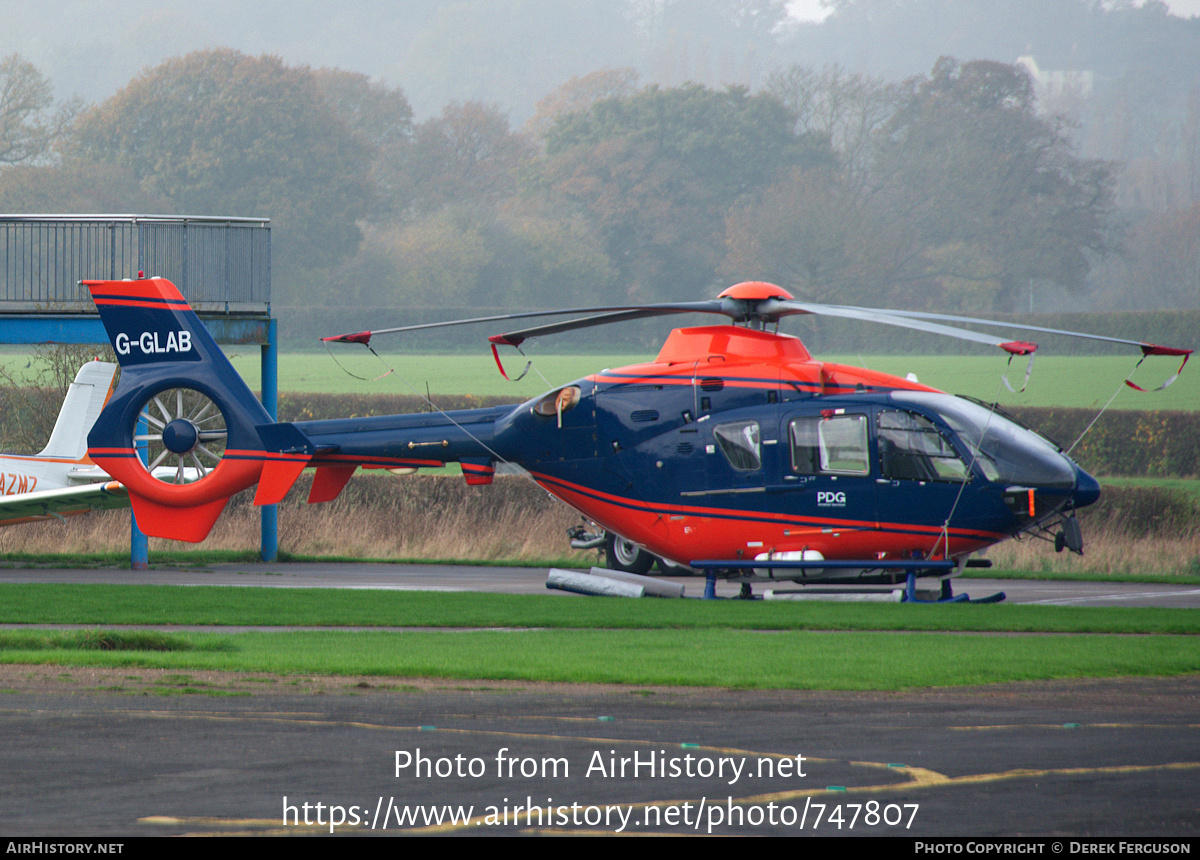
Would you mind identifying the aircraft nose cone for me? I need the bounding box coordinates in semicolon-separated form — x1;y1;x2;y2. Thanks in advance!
1072;468;1101;509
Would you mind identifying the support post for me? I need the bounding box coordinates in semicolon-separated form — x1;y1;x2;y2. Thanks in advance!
260;317;279;562
131;414;149;569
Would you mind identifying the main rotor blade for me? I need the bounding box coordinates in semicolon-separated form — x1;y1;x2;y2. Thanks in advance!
830;305;1193;357
488;304;726;347
321;285;1190;361
487;298;1041;354
763;300;1038;354
322;301;725;346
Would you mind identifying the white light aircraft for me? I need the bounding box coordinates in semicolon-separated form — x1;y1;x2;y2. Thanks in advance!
0;360;130;527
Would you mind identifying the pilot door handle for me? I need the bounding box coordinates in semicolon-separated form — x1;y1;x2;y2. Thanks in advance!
765;483;807;494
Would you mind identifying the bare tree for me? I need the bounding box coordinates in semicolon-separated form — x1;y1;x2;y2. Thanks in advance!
765;63;900;185
0;344;117;455
0;54;78;166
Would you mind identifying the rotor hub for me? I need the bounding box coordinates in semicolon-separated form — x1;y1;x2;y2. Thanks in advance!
161;418;199;454
717;281;794;301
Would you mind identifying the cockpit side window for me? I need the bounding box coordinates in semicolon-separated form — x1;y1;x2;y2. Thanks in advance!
714;420;761;471
790;414;869;475
878;410;969;482
890;391;1076;489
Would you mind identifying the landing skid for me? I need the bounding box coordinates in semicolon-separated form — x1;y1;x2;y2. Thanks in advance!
701;571;1006;603
903;573;1005;604
702;572;757;600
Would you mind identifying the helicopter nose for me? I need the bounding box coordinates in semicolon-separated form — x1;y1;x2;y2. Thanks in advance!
1072;467;1101;509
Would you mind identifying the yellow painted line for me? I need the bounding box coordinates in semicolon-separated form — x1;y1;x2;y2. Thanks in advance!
950;723;1200;731
86;709;1200;835
142;758;1200;836
927;760;1200;788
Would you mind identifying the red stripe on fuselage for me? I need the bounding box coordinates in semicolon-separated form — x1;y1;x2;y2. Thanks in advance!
530;470;1004;563
311;454;446;469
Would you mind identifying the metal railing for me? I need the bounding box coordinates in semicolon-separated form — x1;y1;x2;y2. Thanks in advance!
0;215;270;314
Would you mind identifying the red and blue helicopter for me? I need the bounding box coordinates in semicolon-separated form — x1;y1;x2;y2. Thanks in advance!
82;277;1190;601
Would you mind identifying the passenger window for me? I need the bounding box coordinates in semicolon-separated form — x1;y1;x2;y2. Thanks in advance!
878;410;968;482
790;414;869;475
790;418;820;474
713;420;761;471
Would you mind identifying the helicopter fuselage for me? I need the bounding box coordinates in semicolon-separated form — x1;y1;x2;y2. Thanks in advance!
292;324;1099;580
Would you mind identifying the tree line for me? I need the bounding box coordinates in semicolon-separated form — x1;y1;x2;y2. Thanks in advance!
0;45;1193;314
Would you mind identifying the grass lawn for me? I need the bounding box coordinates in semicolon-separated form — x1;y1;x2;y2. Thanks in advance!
0;584;1197;633
1098;476;1200;499
1;585;1198;690
3;627;1197;690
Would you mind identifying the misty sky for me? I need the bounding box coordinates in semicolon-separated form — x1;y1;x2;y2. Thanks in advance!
787;0;1200;20
2;0;1199;120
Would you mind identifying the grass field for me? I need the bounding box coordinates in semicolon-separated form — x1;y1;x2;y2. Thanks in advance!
0;346;1193;410
4;585;1199;633
5;629;1199;690
219;351;1200;412
1099;476;1200;499
2;586;1198;690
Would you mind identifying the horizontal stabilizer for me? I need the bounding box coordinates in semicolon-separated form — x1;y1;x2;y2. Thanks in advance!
0;481;129;528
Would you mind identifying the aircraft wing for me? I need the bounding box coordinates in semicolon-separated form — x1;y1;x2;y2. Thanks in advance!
0;480;129;528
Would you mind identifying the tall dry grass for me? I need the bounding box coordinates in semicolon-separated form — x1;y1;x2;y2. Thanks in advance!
0;474;593;565
0;474;1194;577
982;532;1200;577
982;483;1200;577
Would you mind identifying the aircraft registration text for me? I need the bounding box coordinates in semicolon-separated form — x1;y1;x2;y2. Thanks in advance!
2;474;36;495
114;330;192;356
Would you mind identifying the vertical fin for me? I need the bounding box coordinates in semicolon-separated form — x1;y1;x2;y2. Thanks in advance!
38;361;118;461
309;465;357;503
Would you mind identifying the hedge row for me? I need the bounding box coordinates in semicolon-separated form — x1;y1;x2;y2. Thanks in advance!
1005;406;1199;478
1076;484;1200;538
277;391;517;422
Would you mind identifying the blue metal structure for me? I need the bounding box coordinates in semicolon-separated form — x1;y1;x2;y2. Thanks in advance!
0;215;276;566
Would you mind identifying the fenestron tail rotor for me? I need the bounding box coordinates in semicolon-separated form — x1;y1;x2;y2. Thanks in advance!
133;387;228;485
